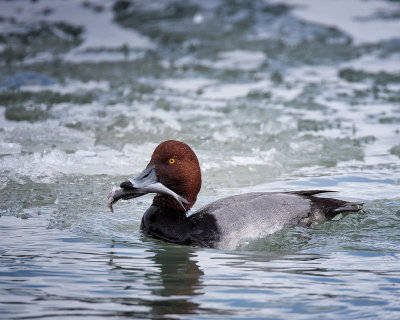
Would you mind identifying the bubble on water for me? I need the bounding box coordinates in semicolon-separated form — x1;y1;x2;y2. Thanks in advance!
193;13;204;25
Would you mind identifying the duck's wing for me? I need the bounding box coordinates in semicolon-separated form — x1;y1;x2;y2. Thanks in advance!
189;192;312;249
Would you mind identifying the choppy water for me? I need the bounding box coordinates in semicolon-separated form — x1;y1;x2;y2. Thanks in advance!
1;0;400;318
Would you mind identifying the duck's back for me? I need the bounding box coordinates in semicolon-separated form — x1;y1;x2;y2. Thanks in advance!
189;192;312;249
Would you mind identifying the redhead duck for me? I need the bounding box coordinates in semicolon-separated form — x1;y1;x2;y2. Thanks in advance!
107;140;363;249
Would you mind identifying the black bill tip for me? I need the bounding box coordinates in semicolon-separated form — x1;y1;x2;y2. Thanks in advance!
120;180;133;188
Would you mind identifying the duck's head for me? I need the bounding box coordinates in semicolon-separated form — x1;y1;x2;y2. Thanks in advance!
108;140;201;212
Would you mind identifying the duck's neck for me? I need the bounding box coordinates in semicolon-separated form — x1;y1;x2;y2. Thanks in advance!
140;204;189;244
153;194;192;212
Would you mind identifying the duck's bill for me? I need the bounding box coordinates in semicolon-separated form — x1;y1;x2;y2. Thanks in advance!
107;165;189;212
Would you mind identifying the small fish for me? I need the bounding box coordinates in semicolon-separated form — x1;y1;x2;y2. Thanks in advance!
107;187;145;213
107;182;188;213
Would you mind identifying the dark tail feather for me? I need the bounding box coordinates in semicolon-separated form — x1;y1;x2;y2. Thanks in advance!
288;190;364;212
287;190;337;196
289;190;364;222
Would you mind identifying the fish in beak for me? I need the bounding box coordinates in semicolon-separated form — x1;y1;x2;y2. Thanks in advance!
107;165;189;212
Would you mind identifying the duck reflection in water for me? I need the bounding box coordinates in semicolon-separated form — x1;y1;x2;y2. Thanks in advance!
107;240;204;317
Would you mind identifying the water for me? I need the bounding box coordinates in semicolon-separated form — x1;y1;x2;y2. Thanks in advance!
1;0;400;318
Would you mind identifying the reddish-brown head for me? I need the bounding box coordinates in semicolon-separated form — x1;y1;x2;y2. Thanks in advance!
149;140;201;211
117;140;201;212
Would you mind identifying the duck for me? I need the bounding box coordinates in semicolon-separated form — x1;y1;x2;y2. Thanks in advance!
107;140;363;249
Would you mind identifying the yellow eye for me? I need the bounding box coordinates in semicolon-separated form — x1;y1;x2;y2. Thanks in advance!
169;158;175;164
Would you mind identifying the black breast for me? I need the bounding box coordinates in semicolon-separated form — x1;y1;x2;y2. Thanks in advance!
140;205;220;247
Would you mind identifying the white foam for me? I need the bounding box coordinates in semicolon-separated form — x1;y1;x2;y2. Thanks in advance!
288;65;338;83
163;78;216;92
229;156;266;166
269;0;400;44
21;80;109;94
210;50;266;71
201;160;223;171
0;142;22;155
0;143;149;185
175;50;266;71
139;105;183;131
212;127;240;142
202;80;271;100
272;86;303;101
0;106;141;182
227;149;278;167
341;54;400;73
65;50;146;63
